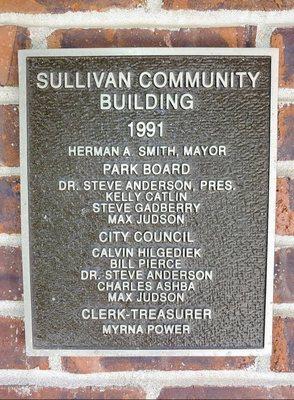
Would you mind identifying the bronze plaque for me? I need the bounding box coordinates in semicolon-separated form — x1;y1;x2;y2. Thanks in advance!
19;49;278;356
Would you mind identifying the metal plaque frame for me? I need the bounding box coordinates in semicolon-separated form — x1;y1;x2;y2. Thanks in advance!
19;48;278;356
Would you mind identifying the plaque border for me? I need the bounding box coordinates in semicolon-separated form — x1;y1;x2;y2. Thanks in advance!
19;48;278;356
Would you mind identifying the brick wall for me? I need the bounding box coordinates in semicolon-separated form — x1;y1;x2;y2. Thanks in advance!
0;1;293;399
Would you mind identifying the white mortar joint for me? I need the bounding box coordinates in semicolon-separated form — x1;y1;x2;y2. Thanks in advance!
0;10;293;29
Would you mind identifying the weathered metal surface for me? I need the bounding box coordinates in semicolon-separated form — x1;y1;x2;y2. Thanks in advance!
22;52;273;352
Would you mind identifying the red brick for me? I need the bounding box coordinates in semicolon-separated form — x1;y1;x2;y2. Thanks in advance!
0;26;31;86
0;386;146;399
47;28;168;48
271;317;294;372
276;178;294;235
47;27;256;49
0;177;20;234
0;105;19;167
62;356;254;373
278;105;294;160
0;317;48;369
170;27;256;47
158;386;294;399
0;0;144;13
271;28;294;88
274;248;294;303
163;0;294;10
0;247;22;300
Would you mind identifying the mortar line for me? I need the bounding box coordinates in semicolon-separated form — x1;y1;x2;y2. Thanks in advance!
255;24;274;48
275;235;294;248
29;27;54;49
0;9;294;28
254;355;271;372
0;300;24;318
0;167;20;176
146;0;162;12
279;88;294;103
0;87;19;105
273;303;294;318
276;161;294;178
48;356;63;371
0;234;21;247
1;369;294;389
